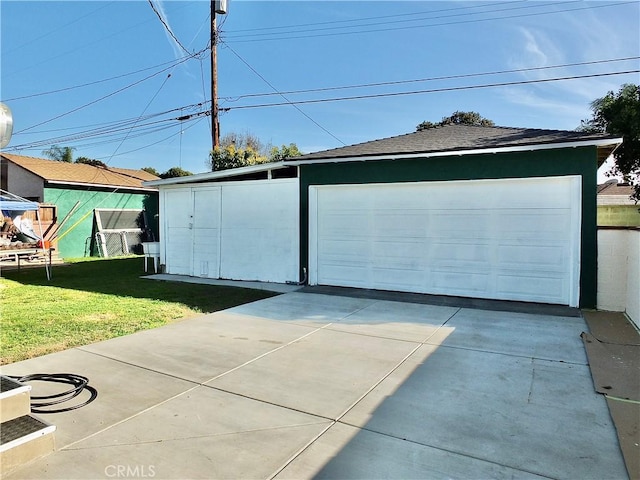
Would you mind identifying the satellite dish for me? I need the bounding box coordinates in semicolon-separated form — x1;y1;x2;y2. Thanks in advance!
0;103;13;148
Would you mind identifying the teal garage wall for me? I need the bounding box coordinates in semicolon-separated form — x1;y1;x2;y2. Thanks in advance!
44;187;158;259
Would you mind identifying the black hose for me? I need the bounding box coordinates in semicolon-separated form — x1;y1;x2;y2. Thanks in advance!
10;373;98;414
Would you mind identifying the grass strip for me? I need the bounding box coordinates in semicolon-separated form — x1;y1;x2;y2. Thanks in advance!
0;257;277;364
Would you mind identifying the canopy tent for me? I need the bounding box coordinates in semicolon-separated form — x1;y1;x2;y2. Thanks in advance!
0;189;51;279
0;190;39;212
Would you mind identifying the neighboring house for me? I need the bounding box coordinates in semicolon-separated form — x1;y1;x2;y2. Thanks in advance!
145;124;621;309
1;154;159;259
597;179;640;226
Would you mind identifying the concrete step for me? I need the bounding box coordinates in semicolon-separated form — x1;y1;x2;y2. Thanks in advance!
0;415;56;476
0;376;57;476
0;376;31;423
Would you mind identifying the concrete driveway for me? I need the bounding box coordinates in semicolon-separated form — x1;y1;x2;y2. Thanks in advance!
1;291;627;479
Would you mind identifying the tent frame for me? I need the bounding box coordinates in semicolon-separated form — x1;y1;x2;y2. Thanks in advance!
0;189;51;280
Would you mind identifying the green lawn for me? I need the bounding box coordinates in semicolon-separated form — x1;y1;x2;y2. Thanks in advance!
0;257;277;365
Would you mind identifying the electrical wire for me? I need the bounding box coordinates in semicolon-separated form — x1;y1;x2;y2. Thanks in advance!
227;70;640;110
2;54;201;102
10;374;98;414
229;1;524;33
104;73;173;164
147;0;191;56
221;57;640;103
97;116;205;160
225;1;636;43
224;0;571;40
16;102;207;137
4;104;208;152
4;2;115;55
6;64;638;155
14;52;202;135
223;42;345;145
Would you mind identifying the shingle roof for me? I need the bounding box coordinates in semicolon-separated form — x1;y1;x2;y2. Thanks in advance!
291;124;621;163
1;154;159;190
597;180;635;196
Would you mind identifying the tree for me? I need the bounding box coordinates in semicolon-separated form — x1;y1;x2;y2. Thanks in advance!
269;143;303;162
142;167;160;176
209;130;301;171
209;144;269;171
579;84;640;201
159;167;193;179
75;156;106;167
417;111;495;131
42;145;75;162
221;131;266;156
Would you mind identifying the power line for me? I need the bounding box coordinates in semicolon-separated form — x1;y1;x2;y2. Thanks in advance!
94;117;205;160
13;102;207;137
147;0;192;56
226;1;636;43
8;66;638;154
2;53;204;102
222;57;640;102
222;42;346;145
226;0;527;34
3;2;115;55
13;53;199;135
6;104;208;153
226;70;640;110
8;64;638;157
225;0;570;40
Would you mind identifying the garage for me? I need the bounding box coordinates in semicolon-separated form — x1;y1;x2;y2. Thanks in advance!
147;124;621;309
161;177;299;283
309;176;582;306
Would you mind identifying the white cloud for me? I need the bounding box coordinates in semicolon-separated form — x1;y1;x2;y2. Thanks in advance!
151;0;184;60
500;5;640;130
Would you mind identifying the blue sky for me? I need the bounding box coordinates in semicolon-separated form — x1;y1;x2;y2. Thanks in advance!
1;1;639;177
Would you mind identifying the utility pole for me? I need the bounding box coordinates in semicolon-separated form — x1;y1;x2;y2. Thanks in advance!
210;1;227;153
210;1;219;151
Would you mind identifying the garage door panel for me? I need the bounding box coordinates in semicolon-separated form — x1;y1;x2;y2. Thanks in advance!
310;177;581;306
497;274;565;303
497;244;566;269
499;212;571;238
429;211;491;234
320;265;369;286
320;214;368;235
371;269;425;291
429;242;491;264
430;271;490;294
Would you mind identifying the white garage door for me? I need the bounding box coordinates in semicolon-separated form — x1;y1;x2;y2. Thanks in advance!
309;176;582;306
162;178;299;283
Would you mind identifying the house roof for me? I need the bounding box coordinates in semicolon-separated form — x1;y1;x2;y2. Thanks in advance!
596;179;637;205
1;154;159;191
288;124;621;164
597;179;635;196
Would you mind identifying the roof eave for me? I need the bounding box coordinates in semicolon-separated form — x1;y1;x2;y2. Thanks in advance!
287;138;624;166
144;161;289;187
46;180;158;192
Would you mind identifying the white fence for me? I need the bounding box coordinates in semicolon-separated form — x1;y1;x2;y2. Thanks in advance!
597;228;640;328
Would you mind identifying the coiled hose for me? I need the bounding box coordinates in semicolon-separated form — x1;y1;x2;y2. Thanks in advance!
10;373;98;414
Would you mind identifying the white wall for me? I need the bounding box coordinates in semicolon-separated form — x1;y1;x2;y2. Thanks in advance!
597;228;640;328
160;178;299;284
